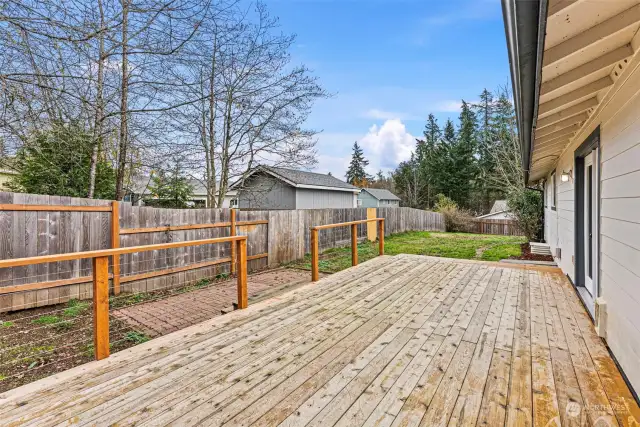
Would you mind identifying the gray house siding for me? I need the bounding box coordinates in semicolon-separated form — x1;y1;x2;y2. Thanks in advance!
357;191;400;207
238;173;295;210
357;191;380;208
295;188;356;209
379;199;400;207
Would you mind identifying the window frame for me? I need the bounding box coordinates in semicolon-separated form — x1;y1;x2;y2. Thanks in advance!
549;171;557;211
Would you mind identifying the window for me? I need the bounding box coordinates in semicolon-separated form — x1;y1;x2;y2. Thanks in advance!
548;171;557;210
230;198;238;208
356;199;362;207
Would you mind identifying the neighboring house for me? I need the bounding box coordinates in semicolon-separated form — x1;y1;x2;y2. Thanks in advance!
229;166;359;209
357;188;401;207
124;177;237;208
504;0;640;392
476;200;512;220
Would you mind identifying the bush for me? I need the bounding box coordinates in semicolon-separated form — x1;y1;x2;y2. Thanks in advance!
434;194;476;233
507;188;543;241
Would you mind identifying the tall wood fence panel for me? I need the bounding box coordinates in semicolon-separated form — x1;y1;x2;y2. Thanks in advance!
0;191;444;312
472;219;524;236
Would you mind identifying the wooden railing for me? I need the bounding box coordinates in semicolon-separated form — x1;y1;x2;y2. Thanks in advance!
310;218;385;282
0;235;248;361
0;203;267;306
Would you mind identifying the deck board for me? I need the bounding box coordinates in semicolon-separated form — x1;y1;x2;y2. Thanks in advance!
1;255;638;426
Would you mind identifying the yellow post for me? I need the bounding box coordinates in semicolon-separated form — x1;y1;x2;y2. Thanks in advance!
311;228;319;282
378;219;385;256
92;256;110;360
366;208;377;241
236;239;248;309
351;223;358;266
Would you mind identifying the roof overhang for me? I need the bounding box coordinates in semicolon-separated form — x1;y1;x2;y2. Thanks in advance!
503;0;640;184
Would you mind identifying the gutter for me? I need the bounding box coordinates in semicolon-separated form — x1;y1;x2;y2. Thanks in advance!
501;0;548;185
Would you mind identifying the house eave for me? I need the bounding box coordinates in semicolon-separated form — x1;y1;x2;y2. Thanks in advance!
502;0;548;185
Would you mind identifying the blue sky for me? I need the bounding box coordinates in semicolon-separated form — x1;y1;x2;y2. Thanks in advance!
268;0;511;178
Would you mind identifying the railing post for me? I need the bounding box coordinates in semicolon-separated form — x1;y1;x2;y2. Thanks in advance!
230;209;237;274
378;219;385;256
111;201;120;295
92;256;110;360
351;223;358;266
311;228;319;282
236;238;247;309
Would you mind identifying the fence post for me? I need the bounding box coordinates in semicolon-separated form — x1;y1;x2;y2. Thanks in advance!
311;228;319;282
92;256;110;360
378;219;385;256
230;209;236;274
236;238;247;309
351;223;358;266
111;201;120;295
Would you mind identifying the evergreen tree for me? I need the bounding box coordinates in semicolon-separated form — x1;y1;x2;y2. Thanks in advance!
443;119;456;142
474;89;499;212
447;101;478;207
345;142;372;186
146;162;194;208
9;123;116;199
416;114;442;208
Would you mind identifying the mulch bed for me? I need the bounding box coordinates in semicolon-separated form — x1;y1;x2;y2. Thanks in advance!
509;242;554;262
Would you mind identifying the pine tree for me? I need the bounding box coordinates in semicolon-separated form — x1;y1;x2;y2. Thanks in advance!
416;113;442;208
443;119;456;142
447;101;478;207
147;162;194;208
474;89;498;212
345;142;371;186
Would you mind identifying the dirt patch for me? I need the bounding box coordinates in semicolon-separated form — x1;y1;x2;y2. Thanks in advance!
0;302;140;393
0;268;319;393
509;243;554;262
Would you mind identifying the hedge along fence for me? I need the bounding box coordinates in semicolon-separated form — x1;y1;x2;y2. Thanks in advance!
0;192;445;313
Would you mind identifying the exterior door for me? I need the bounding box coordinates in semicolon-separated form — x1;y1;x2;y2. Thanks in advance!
583;150;597;296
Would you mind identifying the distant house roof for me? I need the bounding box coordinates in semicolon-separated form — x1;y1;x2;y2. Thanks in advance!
230;166;359;193
361;188;401;201
489;200;509;214
476;200;511;219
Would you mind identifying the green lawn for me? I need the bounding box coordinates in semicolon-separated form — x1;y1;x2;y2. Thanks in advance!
289;231;525;273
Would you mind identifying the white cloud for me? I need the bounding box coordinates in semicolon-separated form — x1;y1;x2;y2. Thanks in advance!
314;119;416;178
362;108;420;121
359;119;415;170
433;100;463;112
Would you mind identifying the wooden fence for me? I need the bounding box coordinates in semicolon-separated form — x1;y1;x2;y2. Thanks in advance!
0;192;444;312
472;218;524;236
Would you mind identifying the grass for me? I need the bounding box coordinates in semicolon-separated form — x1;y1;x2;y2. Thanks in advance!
288;231;525;273
0;321;14;328
63;300;89;317
32;315;61;325
124;331;150;345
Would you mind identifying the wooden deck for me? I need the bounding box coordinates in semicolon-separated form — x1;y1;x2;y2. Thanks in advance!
1;255;639;426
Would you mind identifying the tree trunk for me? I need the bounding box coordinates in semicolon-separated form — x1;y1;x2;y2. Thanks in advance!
88;0;106;199
115;0;129;200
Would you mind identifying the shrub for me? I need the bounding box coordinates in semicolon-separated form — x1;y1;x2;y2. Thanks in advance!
507;188;543;241
434;194;476;233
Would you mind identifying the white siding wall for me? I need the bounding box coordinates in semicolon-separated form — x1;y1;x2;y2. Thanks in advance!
543;62;640;391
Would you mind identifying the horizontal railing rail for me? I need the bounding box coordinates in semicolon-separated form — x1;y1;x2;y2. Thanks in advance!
0;235;249;361
310;218;385;282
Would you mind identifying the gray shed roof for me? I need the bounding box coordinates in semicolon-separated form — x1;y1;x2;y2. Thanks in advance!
361;188;401;201
231;166;359;192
